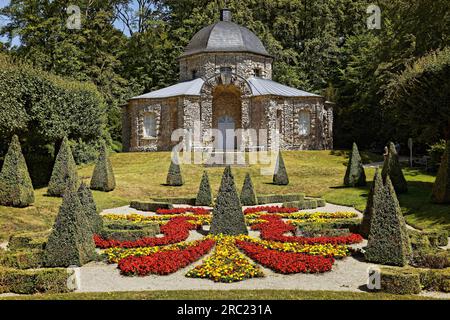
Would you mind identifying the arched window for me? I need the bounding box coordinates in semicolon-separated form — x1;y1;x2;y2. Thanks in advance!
299;111;311;136
143;113;157;138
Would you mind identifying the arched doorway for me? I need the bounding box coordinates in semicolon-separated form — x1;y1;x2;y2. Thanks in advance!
218;116;236;151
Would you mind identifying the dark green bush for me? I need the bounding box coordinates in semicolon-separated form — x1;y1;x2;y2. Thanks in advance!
44;190;96;267
257;193;305;204
166;155;184;186
196;171;213;206
210;166;247;236
411;249;450;269
7;230;49;251
382;142;408;194
360;169;380;238
70;138;99;165
283;199;319;210
100;223;159;241
152;197;197;206
0;135;34;207
273;151;289;185
130;201;173;212
428;140;446;172
380;267;422;295
408;230;432;251
365;175;412;266
0;250;43;270
240;173;258;206
47;137;80;197
78;182;103;234
425;230;449;247
432;141;450;204
90;142;116;192
344;142;366;187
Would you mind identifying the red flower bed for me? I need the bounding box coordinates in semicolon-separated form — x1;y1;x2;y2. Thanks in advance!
244;206;298;215
251;215;363;245
94;217;198;249
156;208;210;215
236;240;334;274
118;239;215;276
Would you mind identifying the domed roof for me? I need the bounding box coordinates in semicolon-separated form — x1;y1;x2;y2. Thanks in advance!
181;10;271;58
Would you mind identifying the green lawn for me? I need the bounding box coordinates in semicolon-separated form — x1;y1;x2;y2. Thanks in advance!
0;150;448;241
0;290;442;300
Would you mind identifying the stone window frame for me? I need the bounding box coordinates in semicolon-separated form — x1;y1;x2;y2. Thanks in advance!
294;105;313;140
139;106;161;141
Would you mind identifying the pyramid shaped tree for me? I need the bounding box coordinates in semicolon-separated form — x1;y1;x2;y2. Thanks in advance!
166;153;184;186
273;151;289;185
90;142;116;192
382;142;408;194
344;143;366;187
0;135;34;208
365;176;412;266
240;173;258;206
196;171;213;206
78;182;103;233
47;136;79;197
432;141;450;204
44;189;96;267
210;166;248;236
360;169;381;238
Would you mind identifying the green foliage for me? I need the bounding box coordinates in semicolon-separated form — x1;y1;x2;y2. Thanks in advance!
7;231;49;251
210;166;247;236
90;142;116;192
382;142;408;194
428;140;447;171
0;250;43;270
273;151;289;186
78;183;103;234
196;171;213;206
0;135;34;207
365;174;412;266
152;197;197;206
166;155;184;187
240;173;258;206
257;194;305;205
44;190;96;267
344;143;366;187
380;268;422;295
100;222;159;242
411;249;450;269
130;201;173;212
360;169;380;238
47;137;80;197
432;141;450;203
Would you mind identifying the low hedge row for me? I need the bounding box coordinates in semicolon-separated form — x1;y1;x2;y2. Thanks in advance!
411;249;450;269
283;198;326;210
151;197;197;206
100;221;160;242
0;267;72;294
130;201;174;212
294;219;362;234
0;250;44;270
408;229;449;251
257;193;305;205
8;231;49;251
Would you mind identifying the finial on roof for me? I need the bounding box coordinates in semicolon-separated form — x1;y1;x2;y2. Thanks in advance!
220;8;232;22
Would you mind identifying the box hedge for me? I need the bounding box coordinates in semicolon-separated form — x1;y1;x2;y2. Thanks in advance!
130;201;173;212
344;142;366;187
257;193;305;205
100;222;160;242
0;250;43;270
432;141;450;203
78;182;103;234
166;155;184;186
151;197;197;206
195;171;213;206
273;151;289;185
8;230;49;251
382;142;408;194
90;142;116;192
380;267;422;295
240;173;258;206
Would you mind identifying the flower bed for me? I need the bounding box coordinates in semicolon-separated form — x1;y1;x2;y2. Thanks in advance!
103;214;211;226
186;236;264;283
236;240;335;274
118;239;215;276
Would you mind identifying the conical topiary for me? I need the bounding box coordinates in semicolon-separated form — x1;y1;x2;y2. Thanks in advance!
90;142;116;192
365;176;412;266
78;182;103;234
240;173;258;206
273;151;289;185
44;189;96;267
344;143;366;187
432;141;450;204
0;135;34;208
360;169;381;238
47;136;79;197
210;166;248;236
166;153;184;186
196;171;213;206
382;142;408;194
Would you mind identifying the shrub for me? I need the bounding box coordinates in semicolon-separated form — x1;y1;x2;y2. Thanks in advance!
411;249;450;269
7;230;49;251
425;230;449;247
152;197;197;206
408;230;431;251
0;250;43;270
44;190;96;267
166;154;184;186
380;267;422;295
47;136;79;197
380;267;450;293
360;169;381;238
382;142;408;194
210;166;248;236
283;199;319;210
257;193;305;204
130;201;173;212
273;151;289;185
78;182;103;234
428;140;446;172
0;135;34;207
344;142;367;187
196;171;213;206
365;175;412;266
100;224;160;242
432;141;450;204
90;142;116;192
240;173;258;206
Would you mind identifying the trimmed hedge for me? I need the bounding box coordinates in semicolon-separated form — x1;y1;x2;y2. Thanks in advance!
166;155;184;186
47;137;80;197
44;190;96;267
273;151;289;185
344;142;367;187
295;219;362;233
408;229;449;250
90;142;116;192
0;135;35;207
257;193;305;204
130;201;174;212
360;169;380;238
0;267;72;294
411;249;450;269
382;142;408;194
101;221;160;241
196;171;213;206
432;141;450;203
151;197;197;206
8;231;49;251
78;182;103;234
380;268;422;295
365;175;412;266
240;173;258;206
283;199;322;210
210;166;248;236
0;250;43;270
